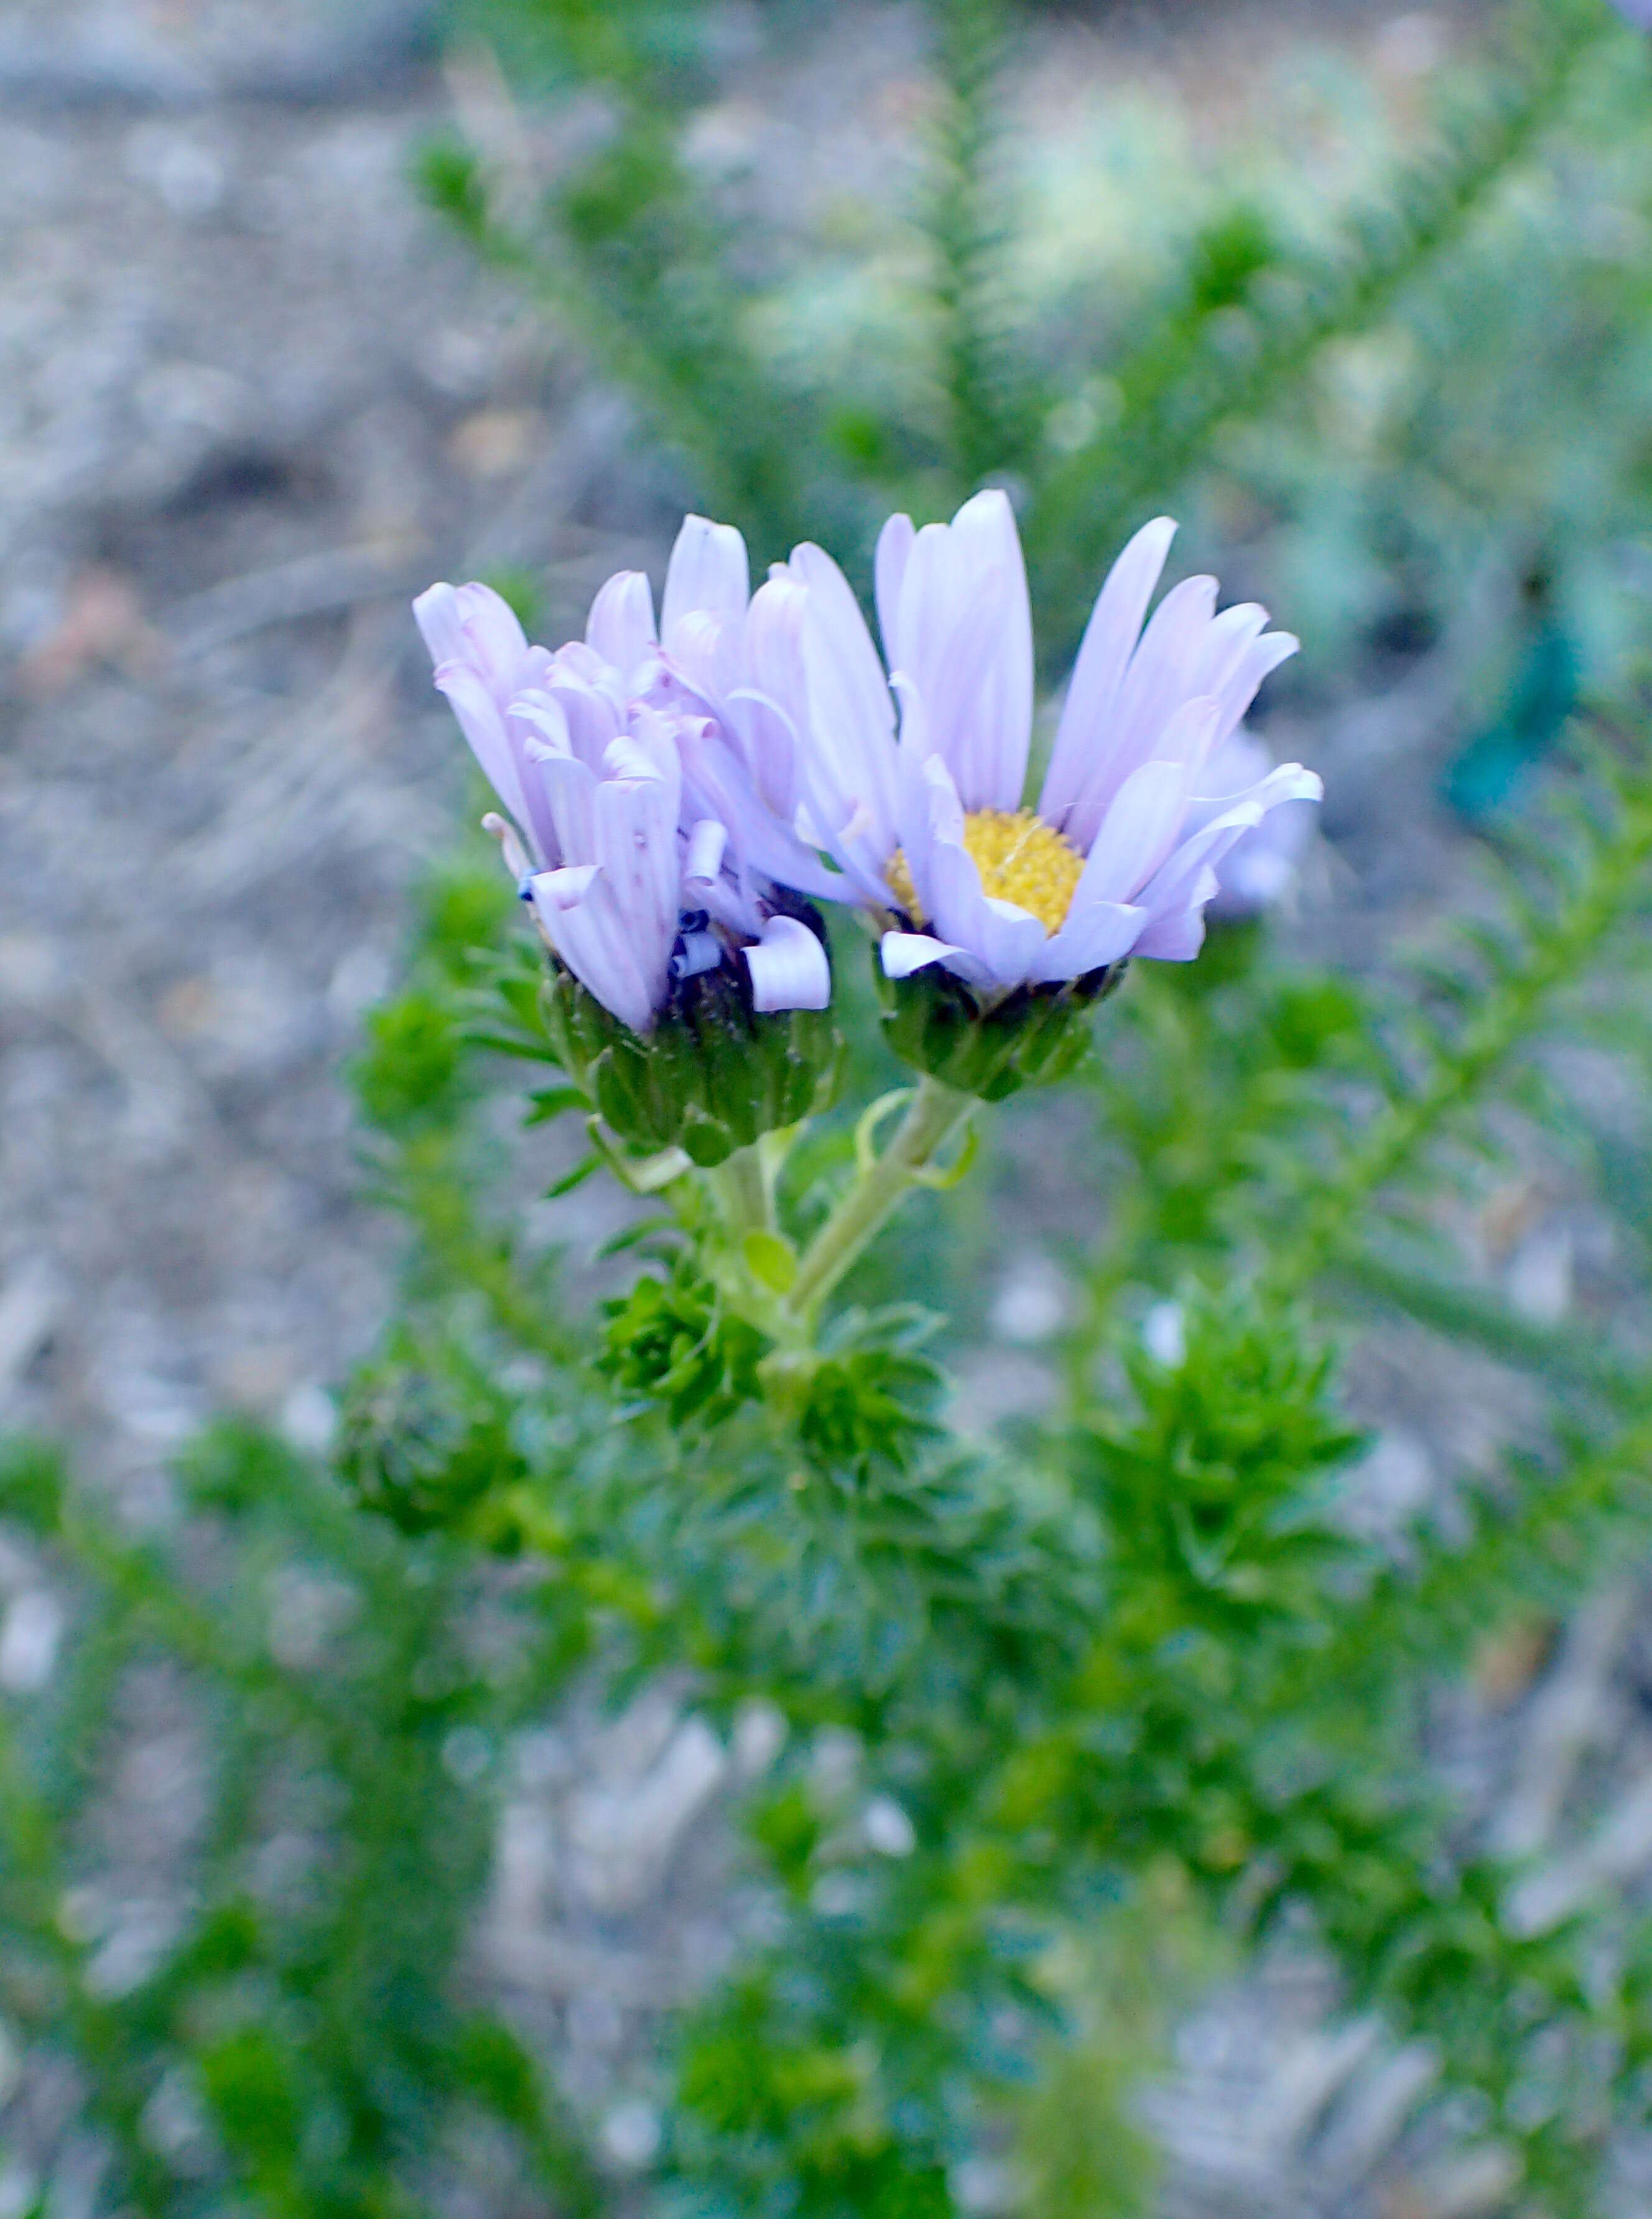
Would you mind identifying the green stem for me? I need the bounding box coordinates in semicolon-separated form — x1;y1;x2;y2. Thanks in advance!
786;1076;975;1321
710;1141;774;1241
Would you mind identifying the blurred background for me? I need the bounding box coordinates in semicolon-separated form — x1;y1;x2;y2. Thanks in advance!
4;0;1652;2212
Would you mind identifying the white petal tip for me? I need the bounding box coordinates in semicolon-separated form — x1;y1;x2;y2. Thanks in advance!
745;915;830;1013
527;863;601;915
881;931;963;981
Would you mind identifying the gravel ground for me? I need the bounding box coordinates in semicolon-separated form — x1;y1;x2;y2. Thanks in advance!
2;4;1641;2215
0;0;685;1483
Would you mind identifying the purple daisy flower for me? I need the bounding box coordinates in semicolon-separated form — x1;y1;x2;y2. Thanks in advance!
747;491;1319;994
412;575;829;1035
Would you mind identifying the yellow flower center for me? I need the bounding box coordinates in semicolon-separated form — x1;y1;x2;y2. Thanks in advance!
885;808;1084;938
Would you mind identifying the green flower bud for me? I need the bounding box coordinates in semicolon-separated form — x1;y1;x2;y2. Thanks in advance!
600;1267;766;1429
338;1352;524;1537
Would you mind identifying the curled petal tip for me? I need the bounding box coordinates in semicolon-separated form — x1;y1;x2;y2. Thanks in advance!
481;810;532;882
745;915;830;1012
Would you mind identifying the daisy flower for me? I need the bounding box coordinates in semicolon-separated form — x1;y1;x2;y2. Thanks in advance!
412;575;828;1035
752;490;1320;994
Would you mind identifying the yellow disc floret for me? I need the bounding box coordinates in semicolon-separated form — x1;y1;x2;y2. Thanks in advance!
885;808;1084;937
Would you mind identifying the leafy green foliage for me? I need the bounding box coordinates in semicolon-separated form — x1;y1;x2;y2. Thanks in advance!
338;1332;529;1538
0;1430;596;2218
600;1265;766;1427
795;1345;943;1483
1070;1291;1364;1638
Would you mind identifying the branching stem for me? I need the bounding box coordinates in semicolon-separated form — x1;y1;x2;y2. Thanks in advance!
786;1075;976;1322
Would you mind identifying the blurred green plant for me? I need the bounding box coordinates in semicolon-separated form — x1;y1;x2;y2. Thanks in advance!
0;1429;599;2217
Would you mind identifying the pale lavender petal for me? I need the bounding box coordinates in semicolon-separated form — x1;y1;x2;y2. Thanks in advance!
1059;574;1219;850
1073;750;1197;906
891;491;1031;813
543;673;623;769
1135;764;1322;950
684;818;728;889
722;688;799;820
662;514;750;644
452;582;531;696
1211;631;1299;749
749;573;896;902
744;915;830;1012
875;512;915;664
798;586;899;862
919;587;1021;812
927;838;1049;989
592;776;677;1011
1028;898;1144;984
1197;728;1273;799
889;517;955;683
603;731;670;785
413;583;467;669
702;878;766;939
511;751;565;869
510;687;572;754
1189;600;1268;691
550;639;618;690
893;742;963;926
880;930;994;989
587;570;657;679
512;693;578;858
886;682;942;920
664;606;743;710
953;489;1033;808
532;863;600;910
529;867;656;1035
1202;735;1319;917
536;749;599;871
434;660;534;844
787;542;893;767
1039;517;1177;834
676;718;845;904
1131;889;1217;962
1102;572;1218;749
618;703;684;798
745;575;809;711
1210;828;1307;915
1147;692;1223;781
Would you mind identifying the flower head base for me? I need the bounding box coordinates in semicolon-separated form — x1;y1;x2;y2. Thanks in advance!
875;954;1127;1103
541;952;842;1171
